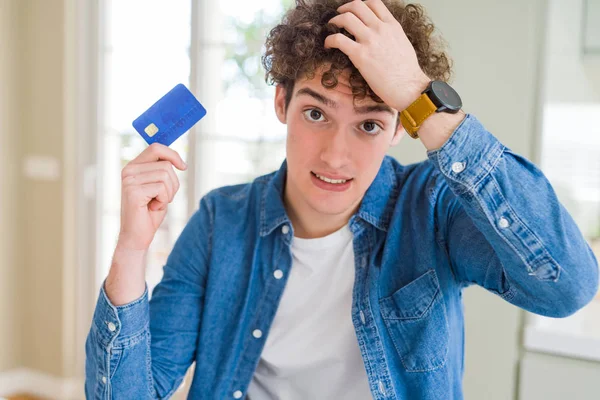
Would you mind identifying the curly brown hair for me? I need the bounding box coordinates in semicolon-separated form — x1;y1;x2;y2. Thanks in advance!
262;0;452;112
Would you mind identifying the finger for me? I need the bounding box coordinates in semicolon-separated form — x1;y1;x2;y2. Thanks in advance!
122;161;180;194
363;0;395;23
324;33;361;59
141;182;170;207
131;142;187;171
149;198;167;212
328;12;370;42
336;0;382;27
123;170;175;202
124;182;169;209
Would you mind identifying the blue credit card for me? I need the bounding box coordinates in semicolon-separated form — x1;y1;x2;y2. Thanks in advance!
132;83;207;146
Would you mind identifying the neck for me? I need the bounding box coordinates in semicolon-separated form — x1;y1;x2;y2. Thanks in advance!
283;178;359;239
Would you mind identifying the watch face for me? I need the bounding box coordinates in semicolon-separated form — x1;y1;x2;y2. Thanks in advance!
429;81;462;113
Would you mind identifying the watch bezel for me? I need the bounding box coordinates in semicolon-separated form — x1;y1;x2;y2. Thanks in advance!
422;80;462;114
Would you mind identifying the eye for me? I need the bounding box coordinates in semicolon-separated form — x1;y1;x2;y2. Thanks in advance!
302;108;326;122
360;120;383;136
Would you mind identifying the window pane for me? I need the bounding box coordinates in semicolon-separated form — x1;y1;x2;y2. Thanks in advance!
540;104;600;252
98;0;290;313
99;0;192;291
583;0;600;53
540;103;600;304
530;104;600;344
190;0;289;194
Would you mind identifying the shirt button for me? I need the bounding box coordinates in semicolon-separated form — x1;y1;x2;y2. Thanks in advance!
378;380;386;395
107;322;116;332
451;162;466;173
102;376;107;384
499;217;510;229
233;390;243;399
273;269;283;279
253;329;263;338
359;310;366;325
281;225;290;235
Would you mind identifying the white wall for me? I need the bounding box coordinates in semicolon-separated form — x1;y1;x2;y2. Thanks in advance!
388;1;549;399
519;352;600;400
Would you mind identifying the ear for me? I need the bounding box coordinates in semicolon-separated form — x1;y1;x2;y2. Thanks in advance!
274;84;287;124
390;115;406;146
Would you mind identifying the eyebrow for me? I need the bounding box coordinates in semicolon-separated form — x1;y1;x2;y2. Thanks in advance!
295;87;395;117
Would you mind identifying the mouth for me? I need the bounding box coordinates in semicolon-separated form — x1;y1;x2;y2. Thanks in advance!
310;171;354;192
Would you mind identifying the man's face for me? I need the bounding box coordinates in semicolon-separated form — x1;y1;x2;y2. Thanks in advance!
274;66;405;218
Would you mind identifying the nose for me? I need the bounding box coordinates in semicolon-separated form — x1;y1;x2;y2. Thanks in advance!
319;128;350;170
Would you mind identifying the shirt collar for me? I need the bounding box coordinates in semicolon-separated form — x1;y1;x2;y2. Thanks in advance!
259;159;291;237
259;156;400;237
354;156;399;232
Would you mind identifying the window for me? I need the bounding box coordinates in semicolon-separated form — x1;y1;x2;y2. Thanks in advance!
524;103;600;361
96;1;289;396
583;0;600;54
539;105;600;246
98;0;193;294
97;0;288;296
523;0;600;362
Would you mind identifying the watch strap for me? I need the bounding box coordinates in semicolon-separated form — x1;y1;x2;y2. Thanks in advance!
399;92;438;139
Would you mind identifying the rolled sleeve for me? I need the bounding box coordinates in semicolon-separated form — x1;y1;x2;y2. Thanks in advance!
426;114;505;195
92;280;150;348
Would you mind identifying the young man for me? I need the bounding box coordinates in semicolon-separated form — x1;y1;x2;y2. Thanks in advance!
85;0;599;399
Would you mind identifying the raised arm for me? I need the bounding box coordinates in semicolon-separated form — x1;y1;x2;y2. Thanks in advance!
85;143;212;398
430;115;599;317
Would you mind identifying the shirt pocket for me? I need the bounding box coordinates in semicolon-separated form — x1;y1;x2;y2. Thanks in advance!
378;269;449;372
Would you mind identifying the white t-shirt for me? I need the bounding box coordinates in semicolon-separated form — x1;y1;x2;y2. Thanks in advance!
247;224;373;399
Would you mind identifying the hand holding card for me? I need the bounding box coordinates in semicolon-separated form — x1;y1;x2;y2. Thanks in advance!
115;83;206;254
132;83;207;146
109;83;203;305
107;142;188;306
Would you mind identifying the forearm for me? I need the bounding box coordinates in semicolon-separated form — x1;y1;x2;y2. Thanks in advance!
105;244;148;306
418;109;466;151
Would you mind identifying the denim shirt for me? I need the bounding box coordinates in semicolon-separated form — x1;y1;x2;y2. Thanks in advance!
85;114;599;400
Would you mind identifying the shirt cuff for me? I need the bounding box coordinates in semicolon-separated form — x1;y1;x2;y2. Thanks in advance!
92;279;149;347
426;114;505;194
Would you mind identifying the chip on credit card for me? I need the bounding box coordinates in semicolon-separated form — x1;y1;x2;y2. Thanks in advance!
132;83;207;147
